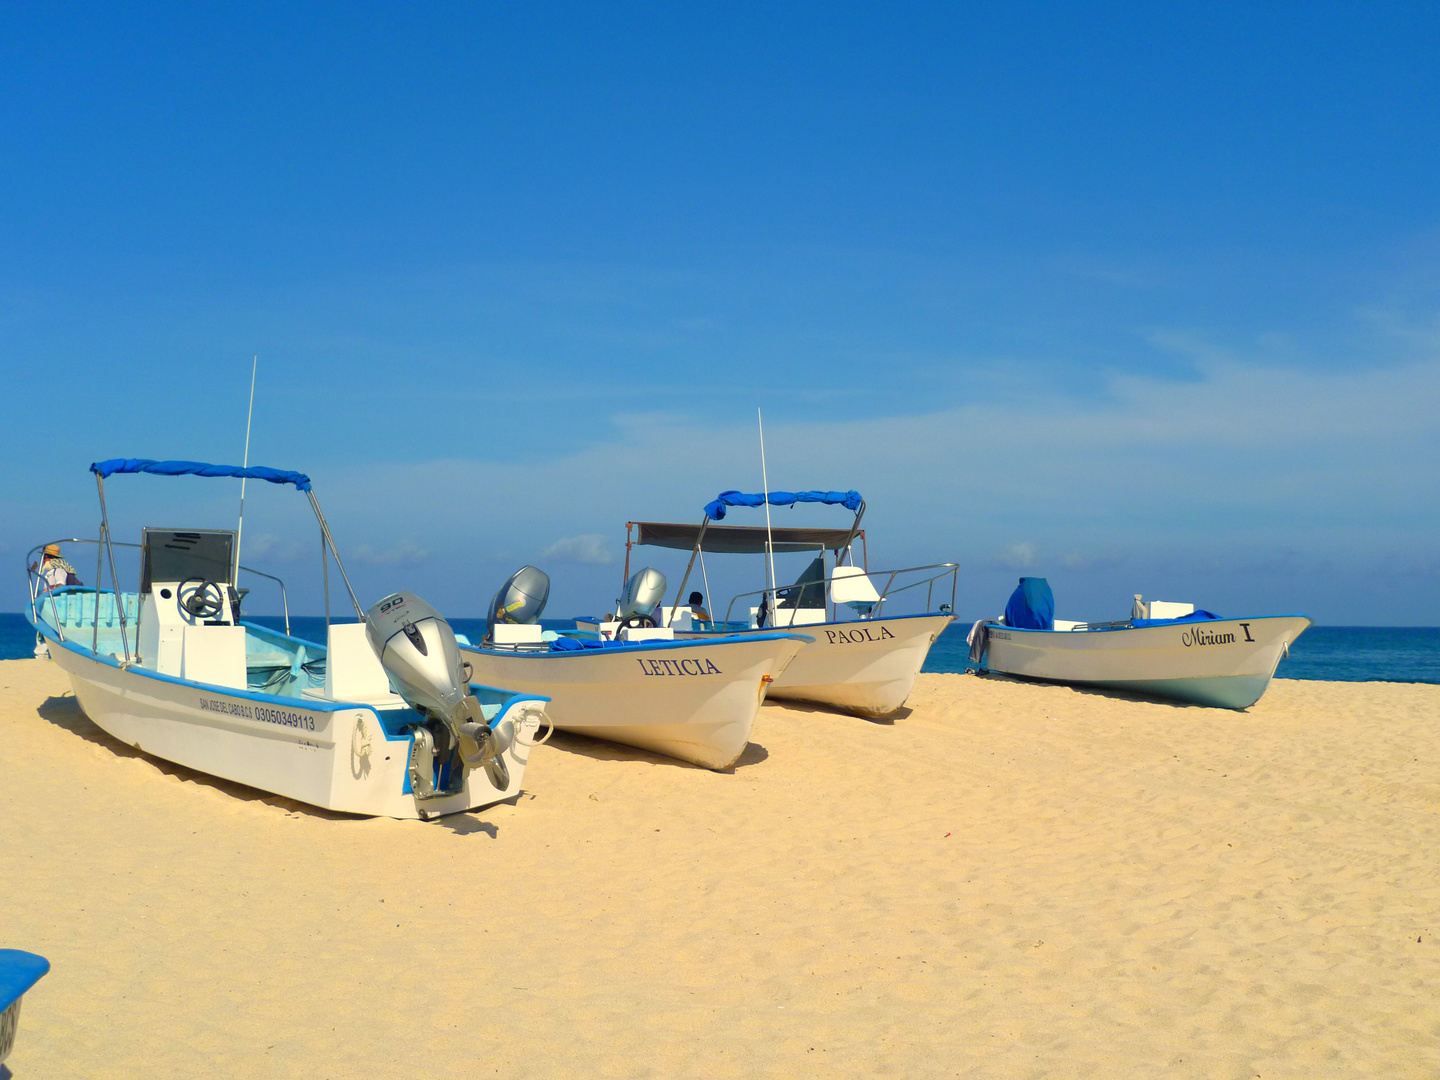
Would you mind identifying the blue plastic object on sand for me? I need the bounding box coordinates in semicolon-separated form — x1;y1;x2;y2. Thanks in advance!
0;949;51;1065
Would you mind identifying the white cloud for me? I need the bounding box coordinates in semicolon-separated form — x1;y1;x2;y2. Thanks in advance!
304;344;1440;621
350;540;429;565
541;534;614;565
1060;550;1125;571
998;542;1038;569
323;350;1440;563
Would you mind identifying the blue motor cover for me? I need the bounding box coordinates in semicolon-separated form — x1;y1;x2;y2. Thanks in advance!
1004;577;1055;631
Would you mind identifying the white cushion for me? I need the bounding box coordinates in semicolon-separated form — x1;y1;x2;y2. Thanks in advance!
492;623;545;644
1147;601;1195;619
829;565;880;605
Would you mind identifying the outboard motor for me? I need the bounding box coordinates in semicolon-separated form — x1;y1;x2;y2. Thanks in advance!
618;567;667;628
485;565;550;641
366;591;513;798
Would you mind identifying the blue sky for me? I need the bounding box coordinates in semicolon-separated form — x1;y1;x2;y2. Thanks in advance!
3;3;1438;623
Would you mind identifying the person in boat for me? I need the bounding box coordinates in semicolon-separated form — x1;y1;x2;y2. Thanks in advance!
688;591;710;622
33;544;81;591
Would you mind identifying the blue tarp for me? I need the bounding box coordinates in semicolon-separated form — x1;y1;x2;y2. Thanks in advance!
1004;577;1054;631
90;459;312;492
549;636;630;651
1131;610;1222;628
704;489;862;521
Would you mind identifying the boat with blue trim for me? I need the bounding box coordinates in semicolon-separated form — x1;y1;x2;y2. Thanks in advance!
458;565;809;769
28;459;547;820
968;577;1311;709
588;488;957;719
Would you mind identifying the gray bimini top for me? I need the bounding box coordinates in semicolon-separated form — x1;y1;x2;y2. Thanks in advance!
630;521;862;554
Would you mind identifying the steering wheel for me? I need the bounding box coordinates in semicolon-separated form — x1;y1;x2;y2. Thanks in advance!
620;613;657;629
177;577;226;620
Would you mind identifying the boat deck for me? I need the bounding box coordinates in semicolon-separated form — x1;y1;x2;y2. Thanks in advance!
35;588;326;701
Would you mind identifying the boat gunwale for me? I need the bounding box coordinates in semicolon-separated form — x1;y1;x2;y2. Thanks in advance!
677;610;954;636
464;629;814;659
984;614;1312;636
28;606;550;722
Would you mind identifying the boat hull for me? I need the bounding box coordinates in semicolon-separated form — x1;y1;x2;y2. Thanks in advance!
461;633;806;769
38;626;543;819
981;615;1312;709
683;613;954;719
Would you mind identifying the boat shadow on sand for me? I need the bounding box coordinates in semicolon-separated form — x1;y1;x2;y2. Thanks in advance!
761;698;912;725
35;692;518;834
972;670;1242;710
542;728;770;772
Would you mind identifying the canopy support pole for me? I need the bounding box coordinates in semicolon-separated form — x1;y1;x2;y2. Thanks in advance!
757;409;777;606
93;474;133;665
835;500;866;560
93;519;103;656
306;491;364;620
233;355;258;585
622;523;633;602
321;524;330;629
664;516;710;627
698;546;713;626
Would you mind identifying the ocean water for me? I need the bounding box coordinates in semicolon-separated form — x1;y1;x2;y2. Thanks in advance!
5;612;1437;685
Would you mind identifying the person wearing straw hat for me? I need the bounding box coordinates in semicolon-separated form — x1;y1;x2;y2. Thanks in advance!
33;543;81;591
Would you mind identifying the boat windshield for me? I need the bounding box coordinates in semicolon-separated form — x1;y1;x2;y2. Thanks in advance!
141;529;236;590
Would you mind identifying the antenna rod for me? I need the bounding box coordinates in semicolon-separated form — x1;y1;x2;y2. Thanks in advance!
758;407;777;603
233;355;257;583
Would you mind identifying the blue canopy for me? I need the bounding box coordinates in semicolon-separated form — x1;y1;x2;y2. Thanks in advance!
704;489;862;521
90;459;312;492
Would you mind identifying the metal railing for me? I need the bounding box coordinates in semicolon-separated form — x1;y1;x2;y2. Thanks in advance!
715;562;958;629
26;537;293;650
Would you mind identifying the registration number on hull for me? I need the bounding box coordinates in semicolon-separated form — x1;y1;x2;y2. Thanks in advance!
198;696;318;731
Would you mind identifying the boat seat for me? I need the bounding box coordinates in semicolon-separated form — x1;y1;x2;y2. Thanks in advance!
493;624;544;645
324;623;404;705
829;566;880;615
756;607;826;627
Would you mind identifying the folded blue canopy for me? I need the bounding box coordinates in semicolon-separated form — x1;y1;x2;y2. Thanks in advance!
90;459;312;492
1131;610;1222;628
549;635;630;652
704;489;862;521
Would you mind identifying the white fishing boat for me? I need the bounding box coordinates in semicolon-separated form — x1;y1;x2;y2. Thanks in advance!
28;458;548;820
586;489;956;719
968;577;1311;709
458;566;809;769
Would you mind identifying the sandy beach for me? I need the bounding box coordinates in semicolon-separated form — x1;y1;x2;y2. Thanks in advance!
2;657;1437;1078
